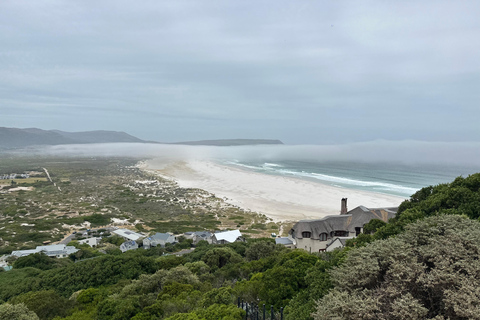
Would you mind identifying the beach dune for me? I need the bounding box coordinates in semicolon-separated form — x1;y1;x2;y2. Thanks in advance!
142;159;405;222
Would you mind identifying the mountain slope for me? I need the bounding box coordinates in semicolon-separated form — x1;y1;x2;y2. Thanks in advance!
0;127;146;149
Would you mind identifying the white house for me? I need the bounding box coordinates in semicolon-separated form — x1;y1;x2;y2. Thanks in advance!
78;237;102;248
112;229;144;241
11;244;79;258
212;230;243;244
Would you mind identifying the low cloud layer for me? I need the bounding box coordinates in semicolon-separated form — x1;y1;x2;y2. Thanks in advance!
19;140;480;169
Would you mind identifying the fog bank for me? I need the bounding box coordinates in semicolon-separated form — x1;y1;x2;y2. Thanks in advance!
9;140;480;168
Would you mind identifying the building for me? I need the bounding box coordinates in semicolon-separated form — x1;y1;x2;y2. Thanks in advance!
288;203;397;253
143;233;177;249
11;244;79;258
325;237;353;252
120;240;139;252
275;237;294;249
112;229;144;241
212;230;244;244
184;231;213;245
78;237;102;247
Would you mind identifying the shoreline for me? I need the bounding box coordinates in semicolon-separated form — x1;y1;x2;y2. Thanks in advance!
140;159;406;222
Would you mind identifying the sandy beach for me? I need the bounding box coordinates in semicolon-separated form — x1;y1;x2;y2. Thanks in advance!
141;159;406;222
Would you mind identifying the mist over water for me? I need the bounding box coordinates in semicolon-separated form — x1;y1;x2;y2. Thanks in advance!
12;140;480;198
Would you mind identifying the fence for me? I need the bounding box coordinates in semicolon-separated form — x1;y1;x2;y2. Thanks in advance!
237;298;284;320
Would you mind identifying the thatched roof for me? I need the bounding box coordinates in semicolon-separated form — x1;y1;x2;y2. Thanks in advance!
290;206;397;240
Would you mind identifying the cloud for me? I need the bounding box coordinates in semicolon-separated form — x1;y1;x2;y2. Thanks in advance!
0;1;479;143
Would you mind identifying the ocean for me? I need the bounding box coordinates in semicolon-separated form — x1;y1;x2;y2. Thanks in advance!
223;159;480;198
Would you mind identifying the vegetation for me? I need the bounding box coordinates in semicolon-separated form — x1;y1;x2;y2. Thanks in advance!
1;154;480;320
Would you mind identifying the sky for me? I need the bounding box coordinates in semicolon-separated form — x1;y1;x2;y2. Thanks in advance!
1;1;479;144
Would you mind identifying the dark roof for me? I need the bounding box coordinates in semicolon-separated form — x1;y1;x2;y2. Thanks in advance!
290;206;397;240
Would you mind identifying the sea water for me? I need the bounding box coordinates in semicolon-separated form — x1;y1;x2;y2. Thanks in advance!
223;160;480;198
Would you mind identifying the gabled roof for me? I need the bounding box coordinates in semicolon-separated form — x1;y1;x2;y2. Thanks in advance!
193;231;212;238
148;232;175;241
214;230;242;243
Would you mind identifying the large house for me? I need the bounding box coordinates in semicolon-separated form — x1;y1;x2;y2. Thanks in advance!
11;244;79;258
212;230;244;244
288;203;397;253
143;233;177;249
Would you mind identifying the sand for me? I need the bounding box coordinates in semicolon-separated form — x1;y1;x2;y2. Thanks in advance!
141;159;406;222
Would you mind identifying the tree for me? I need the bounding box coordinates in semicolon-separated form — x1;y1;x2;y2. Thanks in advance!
0;303;39;320
202;248;243;270
10;290;74;320
313;215;480;320
245;241;277;261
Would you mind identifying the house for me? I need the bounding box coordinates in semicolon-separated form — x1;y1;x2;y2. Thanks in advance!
120;240;138;252
11;244;79;258
78;237;102;247
112;229;144;241
212;230;244;244
184;231;213;245
288;201;397;253
143;233;177;249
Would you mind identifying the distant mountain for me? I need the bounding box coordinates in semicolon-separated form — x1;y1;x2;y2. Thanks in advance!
0;127;146;149
173;139;284;146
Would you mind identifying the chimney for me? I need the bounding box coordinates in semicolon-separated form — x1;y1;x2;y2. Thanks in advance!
341;198;348;214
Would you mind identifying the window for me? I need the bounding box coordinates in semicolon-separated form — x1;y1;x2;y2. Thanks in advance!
333;230;348;237
319;233;328;241
301;231;311;238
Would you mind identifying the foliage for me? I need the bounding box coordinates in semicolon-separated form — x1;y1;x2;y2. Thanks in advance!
313;215;480;320
13;253;66;271
10;290;74;320
0;302;39;320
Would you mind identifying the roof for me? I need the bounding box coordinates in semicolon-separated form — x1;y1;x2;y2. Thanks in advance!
275;237;294;245
148;233;175;241
214;230;242;243
11;244;78;257
193;231;212;238
113;229;144;241
290;206;397;240
326;237;354;248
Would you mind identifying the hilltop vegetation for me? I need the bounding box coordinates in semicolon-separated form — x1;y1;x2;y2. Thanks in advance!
1;156;479;320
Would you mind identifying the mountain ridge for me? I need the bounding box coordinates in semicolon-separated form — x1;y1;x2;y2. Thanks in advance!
0;127;284;149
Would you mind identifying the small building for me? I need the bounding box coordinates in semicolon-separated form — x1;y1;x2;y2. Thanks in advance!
78;237;102;248
143;233;177;249
187;231;213;245
120;240;139;253
275;237;294;249
11;244;79;259
212;230;244;245
112;229;144;242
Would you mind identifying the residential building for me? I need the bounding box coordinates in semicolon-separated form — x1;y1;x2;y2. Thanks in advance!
120;240;138;252
78;237;102;247
143;233;176;249
212;230;244;244
288;204;397;253
11;244;79;258
112;229;144;241
184;231;213;245
275;237;294;249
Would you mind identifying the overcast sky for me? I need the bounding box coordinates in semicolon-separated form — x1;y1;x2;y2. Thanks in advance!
1;1;479;144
